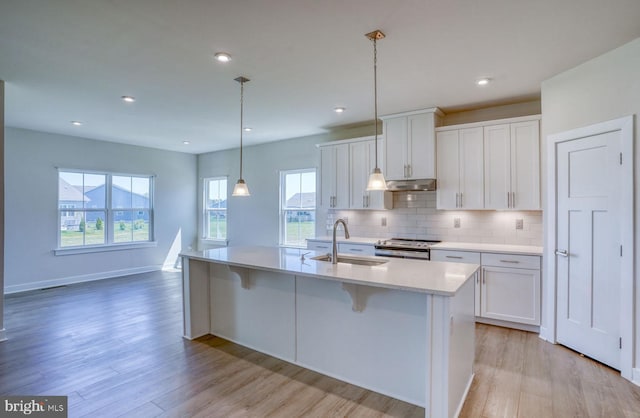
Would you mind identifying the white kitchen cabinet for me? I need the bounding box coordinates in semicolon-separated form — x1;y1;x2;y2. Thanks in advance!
484;120;540;209
430;249;481;316
430;249;541;329
435;127;484;209
306;240;331;252
481;252;541;326
307;240;375;256
349;139;390;210
338;242;375;256
320;143;349;209
382;109;442;181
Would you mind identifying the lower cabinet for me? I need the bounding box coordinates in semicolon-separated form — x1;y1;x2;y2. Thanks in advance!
306;240;375;256
431;249;541;330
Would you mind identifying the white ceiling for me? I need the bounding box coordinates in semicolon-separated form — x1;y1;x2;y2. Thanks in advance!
1;0;639;154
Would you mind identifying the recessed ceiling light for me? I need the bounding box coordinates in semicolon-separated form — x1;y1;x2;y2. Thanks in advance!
182;140;190;145
476;78;491;86
243;127;252;132
71;121;83;126
334;107;346;113
214;52;232;63
121;95;136;103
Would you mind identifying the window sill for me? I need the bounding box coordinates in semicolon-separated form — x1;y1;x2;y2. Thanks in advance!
54;241;158;256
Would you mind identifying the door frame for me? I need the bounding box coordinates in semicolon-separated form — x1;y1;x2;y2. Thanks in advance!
545;115;634;380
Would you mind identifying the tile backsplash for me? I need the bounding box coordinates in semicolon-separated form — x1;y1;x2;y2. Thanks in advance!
322;191;542;246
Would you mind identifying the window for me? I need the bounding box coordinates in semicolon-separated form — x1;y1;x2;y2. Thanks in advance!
58;170;153;248
280;169;316;247
204;177;227;241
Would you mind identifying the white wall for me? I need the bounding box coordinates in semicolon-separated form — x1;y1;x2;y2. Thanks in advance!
540;37;640;378
4;127;197;293
198;133;327;248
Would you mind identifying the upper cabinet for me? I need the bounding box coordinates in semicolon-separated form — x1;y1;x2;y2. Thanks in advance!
436;115;541;210
318;137;391;211
320;143;349;210
436;127;484;209
381;108;443;181
349;139;389;210
484;120;540;210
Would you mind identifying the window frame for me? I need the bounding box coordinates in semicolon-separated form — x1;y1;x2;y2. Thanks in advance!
55;169;155;255
279;168;316;248
203;176;228;244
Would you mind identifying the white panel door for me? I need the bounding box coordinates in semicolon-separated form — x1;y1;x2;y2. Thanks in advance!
556;131;621;370
459;127;484;209
511;120;540;209
334;143;350;209
483;124;511;209
320;146;336;209
436;130;460;209
407;113;436;179
349;141;368;209
384;116;408;180
481;266;540;325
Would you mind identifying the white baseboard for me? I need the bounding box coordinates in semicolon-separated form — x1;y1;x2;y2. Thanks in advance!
633;368;640;387
4;265;163;294
0;328;7;342
538;326;554;343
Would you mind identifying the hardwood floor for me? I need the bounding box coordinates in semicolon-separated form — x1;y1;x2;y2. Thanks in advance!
2;271;639;417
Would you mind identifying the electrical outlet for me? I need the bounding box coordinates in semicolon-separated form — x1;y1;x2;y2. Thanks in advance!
381;216;387;227
516;219;524;230
453;217;461;228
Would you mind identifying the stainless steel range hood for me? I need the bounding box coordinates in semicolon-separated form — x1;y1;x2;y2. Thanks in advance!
386;179;436;191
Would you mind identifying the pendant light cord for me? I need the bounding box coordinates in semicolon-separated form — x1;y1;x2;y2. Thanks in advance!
373;36;380;170
239;80;244;179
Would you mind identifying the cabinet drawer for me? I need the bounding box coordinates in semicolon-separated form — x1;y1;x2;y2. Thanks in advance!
430;250;480;264
339;243;375;256
307;241;331;252
481;253;540;269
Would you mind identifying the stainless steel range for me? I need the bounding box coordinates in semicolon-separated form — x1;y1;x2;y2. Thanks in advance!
374;238;441;260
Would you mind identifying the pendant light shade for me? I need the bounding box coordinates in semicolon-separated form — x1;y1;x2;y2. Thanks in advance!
232;76;251;197
365;30;387;191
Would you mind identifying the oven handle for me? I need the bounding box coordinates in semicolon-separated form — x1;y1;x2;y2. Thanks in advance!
374;249;430;260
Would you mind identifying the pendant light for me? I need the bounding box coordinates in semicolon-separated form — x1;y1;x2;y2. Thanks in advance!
232;76;251;197
365;30;387;191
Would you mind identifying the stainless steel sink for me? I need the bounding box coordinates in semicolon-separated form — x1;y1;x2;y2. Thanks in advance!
311;254;388;266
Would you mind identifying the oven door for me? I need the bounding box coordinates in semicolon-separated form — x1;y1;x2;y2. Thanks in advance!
374;248;430;260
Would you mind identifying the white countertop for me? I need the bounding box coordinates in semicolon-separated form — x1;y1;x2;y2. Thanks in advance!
181;246;479;296
430;242;543;256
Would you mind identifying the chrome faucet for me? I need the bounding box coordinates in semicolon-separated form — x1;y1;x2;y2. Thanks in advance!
332;218;350;264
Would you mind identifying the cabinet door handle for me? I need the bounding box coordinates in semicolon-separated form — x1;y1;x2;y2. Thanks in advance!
476;273;479;284
459;192;463;208
408;164;412;178
500;260;520;264
507;192;511;208
511;192;515;208
555;249;569;257
446;255;463;259
350;248;364;252
455;193;459;208
363;195;366;208
366;195;370;208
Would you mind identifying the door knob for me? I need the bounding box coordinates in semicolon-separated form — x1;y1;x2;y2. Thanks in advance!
555;249;568;257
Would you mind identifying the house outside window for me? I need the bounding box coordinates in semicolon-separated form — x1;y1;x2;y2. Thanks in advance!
204;177;227;241
58;170;153;248
280;169;316;247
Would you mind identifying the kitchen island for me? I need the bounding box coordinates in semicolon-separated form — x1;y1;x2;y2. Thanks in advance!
180;246;479;418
